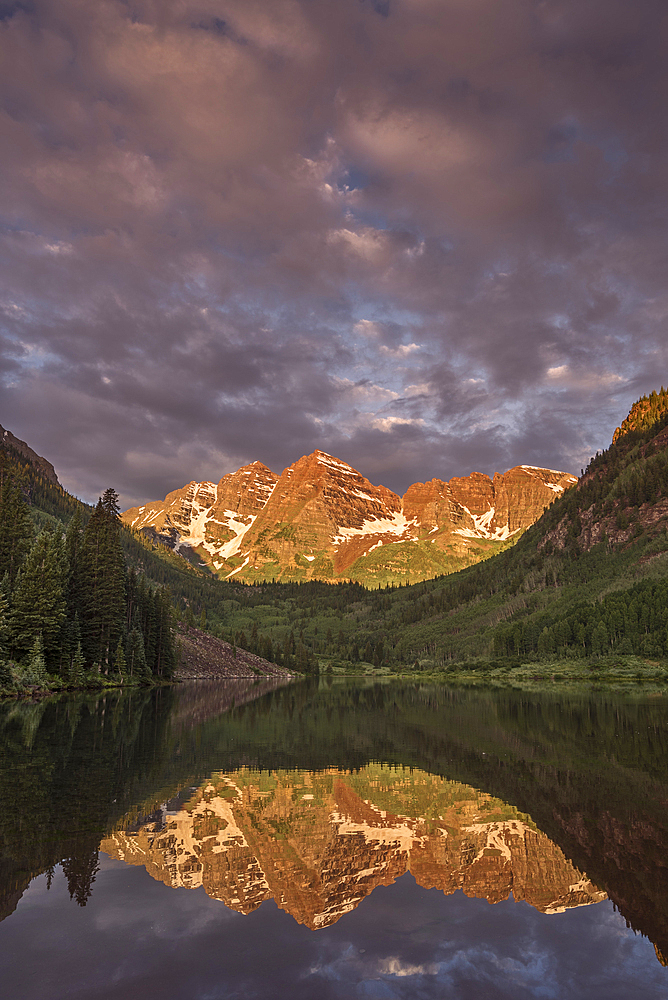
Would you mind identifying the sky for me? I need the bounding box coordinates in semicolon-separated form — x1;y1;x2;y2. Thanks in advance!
1;0;667;507
2;863;665;1000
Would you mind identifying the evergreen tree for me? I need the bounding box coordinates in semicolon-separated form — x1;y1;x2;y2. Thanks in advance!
24;634;48;686
70;641;85;686
0;477;33;585
8;527;68;668
80;494;126;668
62;849;100;907
114;638;127;678
125;567;138;630
0;588;12;689
65;506;85;621
152;587;176;679
126;627;147;679
100;487;121;521
0;585;8;658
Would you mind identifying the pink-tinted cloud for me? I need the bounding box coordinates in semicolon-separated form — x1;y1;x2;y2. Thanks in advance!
1;0;667;503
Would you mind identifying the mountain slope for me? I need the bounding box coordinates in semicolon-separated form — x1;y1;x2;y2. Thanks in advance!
372;389;668;665
123;450;576;586
0;422;244;628
0;424;59;485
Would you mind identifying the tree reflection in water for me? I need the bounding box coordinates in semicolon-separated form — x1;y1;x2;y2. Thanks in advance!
0;679;667;968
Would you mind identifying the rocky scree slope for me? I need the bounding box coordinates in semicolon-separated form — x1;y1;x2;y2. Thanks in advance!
176;622;293;681
123;451;576;585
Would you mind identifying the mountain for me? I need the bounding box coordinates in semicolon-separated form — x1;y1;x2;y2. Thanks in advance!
101;764;604;928
122;451;576;586
170;388;668;673
0;423;59;485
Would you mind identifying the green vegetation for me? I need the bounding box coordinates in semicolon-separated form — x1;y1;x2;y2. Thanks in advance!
0;448;177;696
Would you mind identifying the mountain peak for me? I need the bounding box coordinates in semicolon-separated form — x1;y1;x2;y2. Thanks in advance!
294;450;358;474
122;450;575;585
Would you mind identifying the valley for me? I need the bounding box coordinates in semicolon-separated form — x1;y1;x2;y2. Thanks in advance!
2;388;668;686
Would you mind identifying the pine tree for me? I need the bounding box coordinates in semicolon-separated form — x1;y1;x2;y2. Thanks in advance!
0;587;12;689
114;638;126;678
125;567;138;630
8;526;68;668
80;494;126;668
126;627;147;679
0;585;8;657
25;634;48;686
152;587;176;679
100;487;121;521
0;477;33;585
70;641;85;685
62;849;100;907
65;506;85;621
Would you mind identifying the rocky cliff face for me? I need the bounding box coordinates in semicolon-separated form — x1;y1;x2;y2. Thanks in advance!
101;765;604;928
122;451;576;585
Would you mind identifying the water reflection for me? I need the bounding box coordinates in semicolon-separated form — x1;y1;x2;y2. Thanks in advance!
0;679;667;984
103;765;605;927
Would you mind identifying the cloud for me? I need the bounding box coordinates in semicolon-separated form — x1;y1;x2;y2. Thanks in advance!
379;344;421;358
0;0;667;501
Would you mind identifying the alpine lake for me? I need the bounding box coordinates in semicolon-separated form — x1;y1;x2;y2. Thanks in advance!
1;677;668;999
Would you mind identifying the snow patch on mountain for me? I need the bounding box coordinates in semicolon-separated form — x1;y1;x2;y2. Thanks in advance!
454;505;519;541
225;556;250;579
520;466;577;493
333;511;416;545
315;451;356;473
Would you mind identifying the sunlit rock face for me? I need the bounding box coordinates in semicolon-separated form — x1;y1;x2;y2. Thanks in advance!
122;452;576;584
101;766;604;928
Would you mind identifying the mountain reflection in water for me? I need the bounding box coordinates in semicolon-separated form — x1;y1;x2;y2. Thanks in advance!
103;765;605;928
0;678;668;998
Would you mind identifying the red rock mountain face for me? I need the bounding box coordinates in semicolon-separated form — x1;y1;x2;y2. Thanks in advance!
122;451;576;584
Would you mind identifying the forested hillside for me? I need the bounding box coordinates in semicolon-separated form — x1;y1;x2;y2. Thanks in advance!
0;446;178;690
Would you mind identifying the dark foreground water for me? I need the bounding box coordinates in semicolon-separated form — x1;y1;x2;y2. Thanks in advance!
1;679;667;999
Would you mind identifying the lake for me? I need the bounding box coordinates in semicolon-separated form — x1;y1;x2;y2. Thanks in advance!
0;678;667;999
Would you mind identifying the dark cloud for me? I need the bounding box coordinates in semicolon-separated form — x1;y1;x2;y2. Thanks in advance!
1;0;667;504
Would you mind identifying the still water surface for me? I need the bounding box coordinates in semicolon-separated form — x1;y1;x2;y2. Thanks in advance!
0;678;667;998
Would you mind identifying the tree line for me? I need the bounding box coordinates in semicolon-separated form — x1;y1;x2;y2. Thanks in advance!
0;473;177;691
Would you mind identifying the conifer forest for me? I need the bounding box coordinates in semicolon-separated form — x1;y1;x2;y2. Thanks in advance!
0;458;177;694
